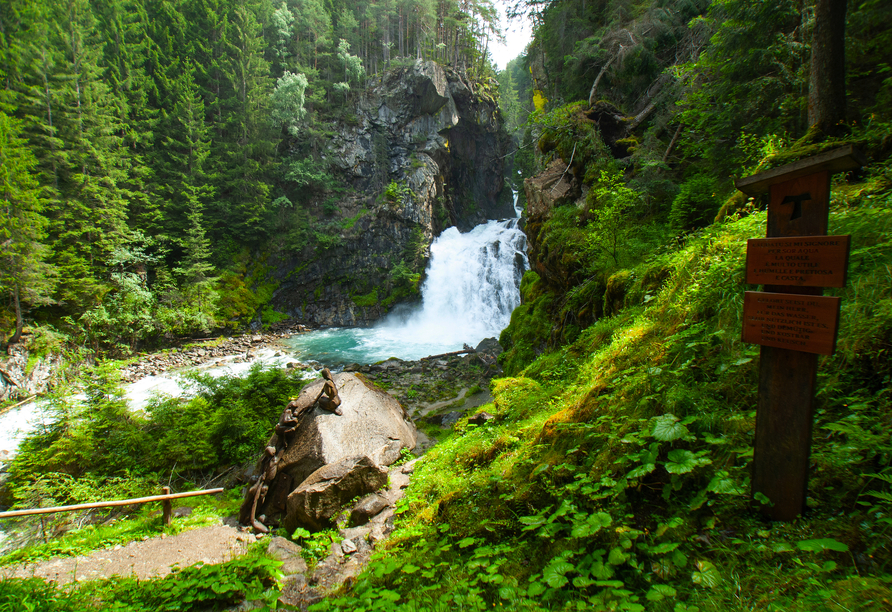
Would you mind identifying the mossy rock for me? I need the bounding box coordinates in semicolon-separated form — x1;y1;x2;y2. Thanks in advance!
714;191;753;224
603;270;632;317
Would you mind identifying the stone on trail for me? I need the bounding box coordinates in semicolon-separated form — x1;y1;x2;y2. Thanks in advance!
266;536;308;576
284;455;388;531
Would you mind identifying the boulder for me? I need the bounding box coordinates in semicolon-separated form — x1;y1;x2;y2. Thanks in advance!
350;494;390;526
255;373;415;526
468;411;495;426
474;337;503;357
284;455;388;531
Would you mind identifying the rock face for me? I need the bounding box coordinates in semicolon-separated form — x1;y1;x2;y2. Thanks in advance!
269;61;512;327
254;372;416;530
0;345;63;403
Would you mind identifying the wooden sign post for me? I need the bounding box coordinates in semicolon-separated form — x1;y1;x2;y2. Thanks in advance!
736;145;864;521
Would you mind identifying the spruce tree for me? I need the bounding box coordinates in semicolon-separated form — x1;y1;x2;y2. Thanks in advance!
0;111;57;344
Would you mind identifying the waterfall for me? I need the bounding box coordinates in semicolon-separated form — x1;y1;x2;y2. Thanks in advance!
287;194;529;364
402;207;528;344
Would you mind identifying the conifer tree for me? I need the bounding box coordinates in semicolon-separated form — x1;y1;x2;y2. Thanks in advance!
0;111;57;344
44;0;130;310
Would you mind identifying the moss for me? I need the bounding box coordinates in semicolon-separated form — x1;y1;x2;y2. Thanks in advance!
352;289;378;307
603;269;632;317
498;277;555;375
714;190;753;223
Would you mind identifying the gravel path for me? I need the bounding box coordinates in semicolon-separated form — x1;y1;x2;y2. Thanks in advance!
0;523;252;584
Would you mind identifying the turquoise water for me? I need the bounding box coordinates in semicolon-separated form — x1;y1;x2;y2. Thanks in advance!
284;322;467;366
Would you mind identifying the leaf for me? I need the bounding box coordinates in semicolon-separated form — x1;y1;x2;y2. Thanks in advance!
527;581;546;597
457;537;478;549
651;414;690;441
772;542;795;553
753;491;773;506
573;576;596;588
402;564;420;574
665;450;700;474
608;547;629;565
498;586;517;599
646;584;678;601
628;463;656;479
866;490;892;502
796;538;849;553
670;550;687;568
650;542;680;555
706;472;744;495
571;512;612;538
379;589;401;602
691;560;721;588
591;561;613;580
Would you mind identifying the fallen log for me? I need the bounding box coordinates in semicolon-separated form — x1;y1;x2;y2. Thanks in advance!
420;349;476;361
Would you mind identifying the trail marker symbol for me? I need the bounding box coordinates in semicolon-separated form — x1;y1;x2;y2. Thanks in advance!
781;192;811;220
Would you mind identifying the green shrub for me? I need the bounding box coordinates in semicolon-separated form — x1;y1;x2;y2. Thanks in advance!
669;175;722;231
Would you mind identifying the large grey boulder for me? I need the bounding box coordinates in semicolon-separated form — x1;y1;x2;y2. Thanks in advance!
284;455;388;531
258;373;416;521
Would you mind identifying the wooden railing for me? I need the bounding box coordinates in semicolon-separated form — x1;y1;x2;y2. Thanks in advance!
0;487;224;526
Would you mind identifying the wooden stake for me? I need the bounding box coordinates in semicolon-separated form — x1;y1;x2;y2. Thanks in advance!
162;486;172;527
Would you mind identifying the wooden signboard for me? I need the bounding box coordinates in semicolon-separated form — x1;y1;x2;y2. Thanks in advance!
742;292;841;355
746;236;850;287
735;146;864;522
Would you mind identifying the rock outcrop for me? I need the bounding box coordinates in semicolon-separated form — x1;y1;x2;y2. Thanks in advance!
268;61;512;327
0;345;63;403
249;372;416;531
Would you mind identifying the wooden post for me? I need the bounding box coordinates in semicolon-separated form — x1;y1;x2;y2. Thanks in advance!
736;146;864;521
162;486;173;527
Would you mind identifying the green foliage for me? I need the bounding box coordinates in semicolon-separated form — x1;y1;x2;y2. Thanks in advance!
587;169;643;267
5;364;307;503
292;527;341;566
380;181;414;208
668;176;722;231
0;548;282;611
270;71;309;137
353;289;379;307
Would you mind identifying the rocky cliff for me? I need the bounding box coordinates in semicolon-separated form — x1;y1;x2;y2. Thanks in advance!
267;61;511;327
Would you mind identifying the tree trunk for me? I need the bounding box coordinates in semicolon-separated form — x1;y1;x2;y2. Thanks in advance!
587;55;616;107
11;282;23;345
808;0;848;135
